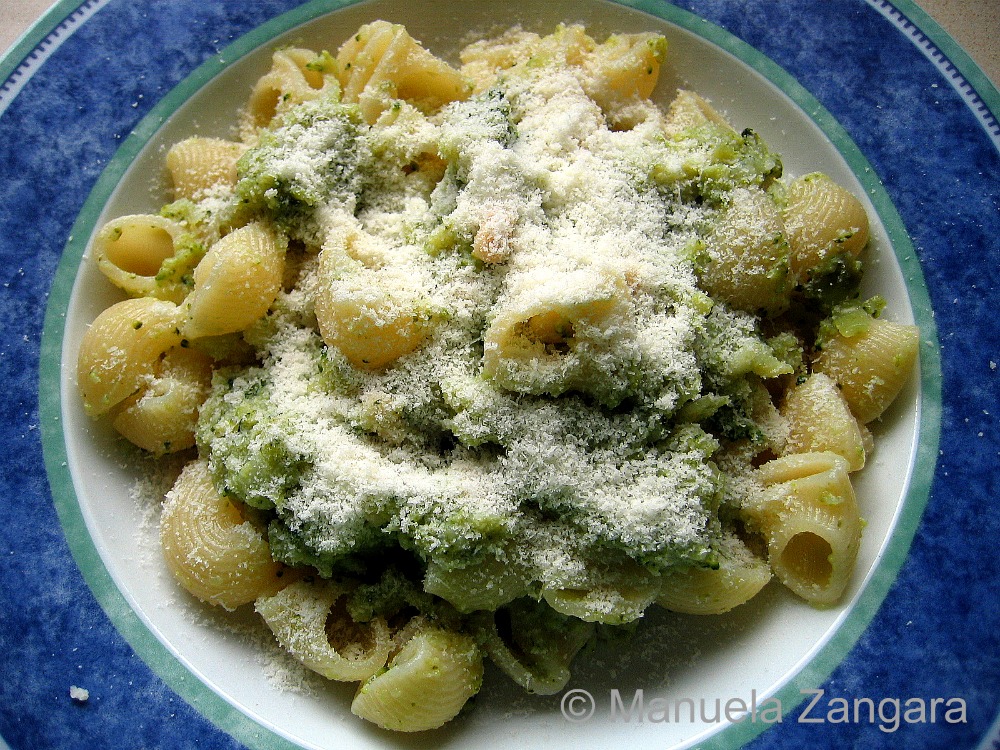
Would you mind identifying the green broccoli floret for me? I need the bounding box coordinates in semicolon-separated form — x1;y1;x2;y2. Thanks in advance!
235;98;371;243
345;566;438;623
701;382;766;445
196;368;310;510
654;124;782;206
431;86;517;222
796;250;865;312
438;86;516;163
266;518;383;578
696;127;782;204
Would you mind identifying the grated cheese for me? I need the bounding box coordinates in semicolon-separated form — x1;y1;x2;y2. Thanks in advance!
194;30;801;619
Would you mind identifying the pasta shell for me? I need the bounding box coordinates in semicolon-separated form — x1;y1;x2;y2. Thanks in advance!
111;345;214;454
476;599;594;695
256;579;391;682
663;89;735;137
351;626;483;732
94;214;190;302
77;297;184;417
247;48;340;129
580;32;667;117
182;222;286;339
780;372;866;470
783;172;869;274
699;187;791;316
657;533;771;615
336;21;471;122
423;551;530;612
750;452;862;607
160;460;290;610
166;137;247;201
541;558;661;625
813;318;920;423
314;241;429;370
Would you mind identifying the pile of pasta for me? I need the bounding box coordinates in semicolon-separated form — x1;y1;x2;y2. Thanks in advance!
77;22;919;732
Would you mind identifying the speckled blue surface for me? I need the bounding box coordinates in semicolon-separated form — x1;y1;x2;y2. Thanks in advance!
1;1;997;748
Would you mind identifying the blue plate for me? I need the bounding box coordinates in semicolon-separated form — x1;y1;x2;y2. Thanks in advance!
1;1;997;748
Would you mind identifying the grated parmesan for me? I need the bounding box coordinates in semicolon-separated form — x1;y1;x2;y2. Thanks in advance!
195;46;788;611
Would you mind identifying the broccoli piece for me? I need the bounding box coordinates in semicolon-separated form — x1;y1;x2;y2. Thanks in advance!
196;368;310;510
235;98;371;243
654;124;782;206
431;86;517;220
345;566;438;623
796;250;865;312
439;87;516;155
816;295;887;350
697;127;782;204
266;518;382;578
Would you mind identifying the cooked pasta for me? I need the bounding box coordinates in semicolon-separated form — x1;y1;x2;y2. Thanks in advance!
256;579;392;682
77;297;184;417
783;171;870;276
74;20;919;733
481;266;631;401
780;371;866;471
166;137;248;201
181;222;286;339
350;626;483;732
247;48;342;130
423;549;531;612
748;452;862;606
476;598;594;695
579;31;667;121
314;231;431;370
813;317;920;424
160;460;290;610
335;20;472;123
663;88;735;136
110;345;213;454
94;214;197;303
656;533;772;615
698;186;791;316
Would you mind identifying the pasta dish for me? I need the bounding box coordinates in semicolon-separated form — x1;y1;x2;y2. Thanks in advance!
75;21;919;732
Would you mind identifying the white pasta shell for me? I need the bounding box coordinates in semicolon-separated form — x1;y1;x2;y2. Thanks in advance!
813;318;920;424
160;460;289;610
541;576;659;625
700;186;791;316
657;538;772;615
77;297;184;417
182;222;285;339
247;48;338;129
336;21;398;103
336;21;471;122
314;244;429;370
580;31;666;120
111;345;213;454
94;214;188;302
166;137;247;201
351;627;483;732
751;452;862;607
780;372;866;470
783;172;869;274
256;579;391;682
663;89;736;137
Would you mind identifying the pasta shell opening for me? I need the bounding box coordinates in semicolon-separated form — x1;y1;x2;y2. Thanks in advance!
778;531;833;589
104;224;176;277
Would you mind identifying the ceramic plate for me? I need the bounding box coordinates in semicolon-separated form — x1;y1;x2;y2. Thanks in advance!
1;1;997;748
